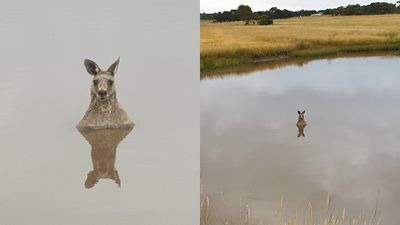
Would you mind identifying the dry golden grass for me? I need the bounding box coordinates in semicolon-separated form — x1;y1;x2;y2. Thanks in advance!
201;14;400;70
200;192;382;225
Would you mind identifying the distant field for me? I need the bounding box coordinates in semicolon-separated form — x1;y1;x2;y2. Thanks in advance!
200;14;400;70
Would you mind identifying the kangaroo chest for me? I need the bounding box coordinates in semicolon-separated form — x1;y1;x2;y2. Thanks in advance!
296;120;307;127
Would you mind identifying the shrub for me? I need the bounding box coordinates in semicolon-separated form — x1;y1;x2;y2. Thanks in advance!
258;15;273;25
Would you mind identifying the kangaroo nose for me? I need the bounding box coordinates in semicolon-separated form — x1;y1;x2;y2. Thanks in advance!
98;90;107;97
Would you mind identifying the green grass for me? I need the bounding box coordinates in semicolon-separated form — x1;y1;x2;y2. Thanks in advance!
200;53;400;79
201;55;253;70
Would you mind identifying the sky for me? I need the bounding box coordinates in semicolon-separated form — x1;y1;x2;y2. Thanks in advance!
200;0;397;13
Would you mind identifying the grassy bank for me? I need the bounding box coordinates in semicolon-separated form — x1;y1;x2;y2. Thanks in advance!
201;14;400;70
200;53;400;79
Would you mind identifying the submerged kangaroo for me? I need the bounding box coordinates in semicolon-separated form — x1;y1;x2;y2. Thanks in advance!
76;58;134;130
296;110;307;138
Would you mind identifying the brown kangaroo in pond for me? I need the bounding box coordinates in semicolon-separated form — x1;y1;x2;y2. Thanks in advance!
296;110;307;138
76;58;134;130
79;127;133;188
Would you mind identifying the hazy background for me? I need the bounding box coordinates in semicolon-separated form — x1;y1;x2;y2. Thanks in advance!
201;0;395;12
0;1;199;225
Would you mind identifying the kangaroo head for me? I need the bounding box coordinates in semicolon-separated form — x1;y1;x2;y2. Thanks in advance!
84;58;120;102
84;169;121;189
297;110;305;120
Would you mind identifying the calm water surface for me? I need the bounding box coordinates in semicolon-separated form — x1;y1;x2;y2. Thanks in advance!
0;1;197;225
201;56;400;225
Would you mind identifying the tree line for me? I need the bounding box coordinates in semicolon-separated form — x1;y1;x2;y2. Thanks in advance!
320;2;400;15
200;6;317;23
201;2;400;24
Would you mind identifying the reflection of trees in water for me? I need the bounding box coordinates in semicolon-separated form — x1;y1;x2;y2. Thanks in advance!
78;127;133;189
200;53;397;80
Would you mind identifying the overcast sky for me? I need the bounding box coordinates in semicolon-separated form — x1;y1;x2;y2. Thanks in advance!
201;0;397;13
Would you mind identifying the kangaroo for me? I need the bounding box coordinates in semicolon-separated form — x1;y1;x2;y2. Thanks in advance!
79;127;133;189
76;58;134;130
296;110;307;138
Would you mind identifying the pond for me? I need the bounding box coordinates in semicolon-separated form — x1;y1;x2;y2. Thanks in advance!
201;56;400;225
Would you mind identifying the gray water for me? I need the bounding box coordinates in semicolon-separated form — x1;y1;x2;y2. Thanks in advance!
0;1;198;225
201;56;400;225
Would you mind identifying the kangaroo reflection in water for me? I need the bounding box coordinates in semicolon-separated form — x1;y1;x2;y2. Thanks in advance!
296;110;307;138
78;127;133;188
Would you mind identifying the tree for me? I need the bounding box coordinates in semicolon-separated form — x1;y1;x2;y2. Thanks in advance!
237;5;253;25
258;15;273;25
341;4;361;15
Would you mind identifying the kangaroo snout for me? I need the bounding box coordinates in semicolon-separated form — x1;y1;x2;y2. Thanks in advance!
98;90;107;98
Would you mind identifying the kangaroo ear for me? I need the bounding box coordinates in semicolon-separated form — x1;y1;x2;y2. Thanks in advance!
114;170;121;187
298;111;301;114
107;57;120;75
84;59;101;76
84;170;99;189
302;110;305;114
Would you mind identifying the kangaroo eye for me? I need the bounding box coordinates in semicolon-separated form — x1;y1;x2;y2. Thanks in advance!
93;80;98;85
108;80;114;85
